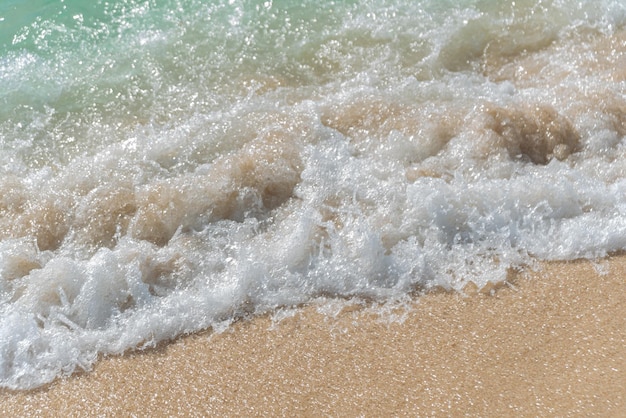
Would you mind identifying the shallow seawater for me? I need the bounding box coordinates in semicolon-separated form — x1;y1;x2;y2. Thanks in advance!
1;0;626;390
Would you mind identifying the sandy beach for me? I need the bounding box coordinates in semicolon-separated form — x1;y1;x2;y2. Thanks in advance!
2;1;626;417
2;256;626;417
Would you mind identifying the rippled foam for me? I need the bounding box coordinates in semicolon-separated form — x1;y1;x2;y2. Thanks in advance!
1;0;626;389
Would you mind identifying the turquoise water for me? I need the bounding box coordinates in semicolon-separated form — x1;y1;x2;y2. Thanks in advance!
1;0;626;389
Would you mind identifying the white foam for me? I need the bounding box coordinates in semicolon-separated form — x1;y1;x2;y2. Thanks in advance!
1;0;626;390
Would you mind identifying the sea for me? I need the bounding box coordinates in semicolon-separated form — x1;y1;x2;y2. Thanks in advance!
1;0;625;390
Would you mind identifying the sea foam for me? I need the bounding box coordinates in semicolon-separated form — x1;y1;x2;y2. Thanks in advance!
1;0;626;389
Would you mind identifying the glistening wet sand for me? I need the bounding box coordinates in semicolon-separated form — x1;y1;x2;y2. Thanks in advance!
2;256;626;417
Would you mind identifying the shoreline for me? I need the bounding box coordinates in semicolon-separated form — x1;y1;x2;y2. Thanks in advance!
2;256;626;416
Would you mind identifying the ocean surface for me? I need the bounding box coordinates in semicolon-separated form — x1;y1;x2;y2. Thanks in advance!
1;0;625;390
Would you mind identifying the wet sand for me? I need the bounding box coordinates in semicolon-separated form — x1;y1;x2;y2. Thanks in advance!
2;256;626;417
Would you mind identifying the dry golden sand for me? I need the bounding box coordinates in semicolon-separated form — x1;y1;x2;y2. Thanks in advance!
2;256;626;417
